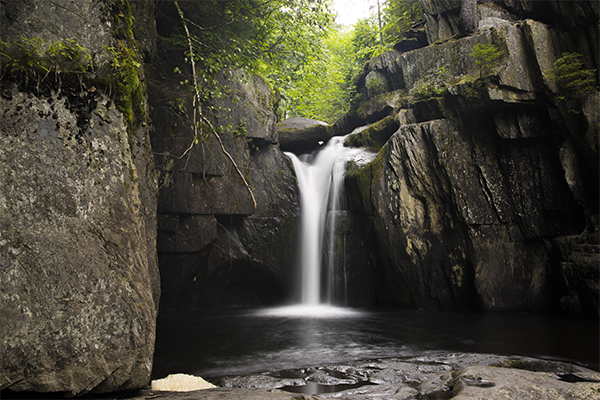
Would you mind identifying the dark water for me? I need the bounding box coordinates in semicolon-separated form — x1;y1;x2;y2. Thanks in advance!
152;307;599;381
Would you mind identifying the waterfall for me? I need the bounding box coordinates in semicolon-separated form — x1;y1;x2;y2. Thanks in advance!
258;129;375;317
285;137;347;306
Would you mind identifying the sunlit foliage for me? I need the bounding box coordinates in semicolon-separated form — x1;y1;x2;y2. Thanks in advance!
282;28;359;122
157;0;334;108
160;0;425;123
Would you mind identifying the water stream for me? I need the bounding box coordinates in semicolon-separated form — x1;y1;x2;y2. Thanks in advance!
153;307;599;380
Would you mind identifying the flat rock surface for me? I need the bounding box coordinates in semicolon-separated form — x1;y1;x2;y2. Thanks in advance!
111;352;600;400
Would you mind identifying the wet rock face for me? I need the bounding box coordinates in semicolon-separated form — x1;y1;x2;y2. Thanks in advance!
343;1;598;316
210;353;600;400
0;87;159;395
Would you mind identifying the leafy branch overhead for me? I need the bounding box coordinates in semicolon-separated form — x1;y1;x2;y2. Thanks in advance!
158;1;425;123
173;0;257;209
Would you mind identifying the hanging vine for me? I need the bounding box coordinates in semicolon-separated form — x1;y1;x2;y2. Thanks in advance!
173;0;257;209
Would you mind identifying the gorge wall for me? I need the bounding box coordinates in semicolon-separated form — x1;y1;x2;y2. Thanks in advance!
341;0;599;318
150;2;300;311
1;0;160;395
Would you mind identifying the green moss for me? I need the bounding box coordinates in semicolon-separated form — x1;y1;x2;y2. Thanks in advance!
409;66;449;101
345;115;398;151
0;0;146;130
366;77;386;96
106;0;146;126
0;37;93;88
106;43;144;125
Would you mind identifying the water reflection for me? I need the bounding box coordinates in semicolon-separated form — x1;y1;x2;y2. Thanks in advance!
152;308;599;380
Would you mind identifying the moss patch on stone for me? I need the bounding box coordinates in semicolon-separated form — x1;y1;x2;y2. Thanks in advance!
345;115;399;151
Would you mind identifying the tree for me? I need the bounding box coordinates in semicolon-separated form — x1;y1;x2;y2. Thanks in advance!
547;52;597;99
470;43;504;77
156;0;335;107
351;17;383;64
284;28;358;122
382;0;423;44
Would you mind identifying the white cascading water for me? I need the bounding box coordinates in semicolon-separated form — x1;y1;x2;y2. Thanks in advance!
257;128;375;317
286;138;345;306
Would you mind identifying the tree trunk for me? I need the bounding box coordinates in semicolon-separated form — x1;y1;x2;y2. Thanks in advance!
458;0;478;36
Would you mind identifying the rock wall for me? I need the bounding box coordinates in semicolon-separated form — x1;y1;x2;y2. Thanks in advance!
342;1;599;317
150;7;300;311
1;0;159;396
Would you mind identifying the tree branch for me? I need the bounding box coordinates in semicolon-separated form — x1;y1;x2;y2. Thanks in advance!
174;0;257;209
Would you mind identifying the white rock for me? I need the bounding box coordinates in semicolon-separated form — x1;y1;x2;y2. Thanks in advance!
151;373;217;392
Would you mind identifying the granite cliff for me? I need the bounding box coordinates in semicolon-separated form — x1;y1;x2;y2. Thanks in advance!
1;0;159;395
341;0;599;318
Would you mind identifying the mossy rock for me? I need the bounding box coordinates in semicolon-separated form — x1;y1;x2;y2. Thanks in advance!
277;117;333;154
344;115;400;151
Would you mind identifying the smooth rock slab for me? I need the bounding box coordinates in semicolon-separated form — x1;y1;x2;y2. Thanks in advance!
131;387;318;400
215;353;599;400
277;118;333;154
452;365;600;399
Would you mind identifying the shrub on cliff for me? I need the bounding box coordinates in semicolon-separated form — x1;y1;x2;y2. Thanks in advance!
547;52;598;99
470;43;504;77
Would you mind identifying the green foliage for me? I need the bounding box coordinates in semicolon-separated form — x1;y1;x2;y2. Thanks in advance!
0;37;92;85
160;0;429;123
169;98;188;118
104;0;146;125
47;39;92;71
382;0;423;45
281;28;358;122
157;0;334;107
547;52;597;99
280;0;424;122
233;122;248;138
107;43;144;124
470;43;504;77
352;18;387;64
349;1;423;65
366;76;387;96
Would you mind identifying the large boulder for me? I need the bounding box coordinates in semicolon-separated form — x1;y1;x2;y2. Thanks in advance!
0;88;159;395
344;115;399;152
211;69;279;146
0;0;160;396
277;118;333;154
